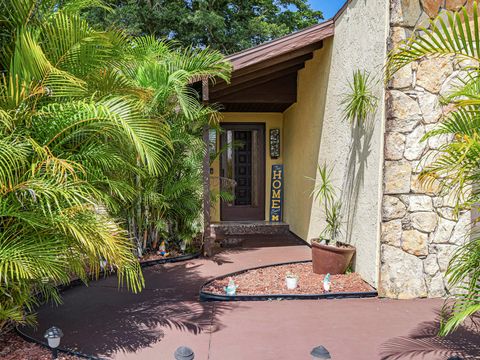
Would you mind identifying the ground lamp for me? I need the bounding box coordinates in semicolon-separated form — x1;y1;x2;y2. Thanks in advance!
311;345;331;359
174;346;195;360
44;326;63;359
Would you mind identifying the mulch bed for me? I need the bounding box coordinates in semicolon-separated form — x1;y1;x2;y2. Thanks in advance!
0;330;82;360
139;250;183;262
203;262;374;295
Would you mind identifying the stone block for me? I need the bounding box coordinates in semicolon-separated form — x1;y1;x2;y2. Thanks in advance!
411;211;438;233
418;91;442;123
432;217;456;243
385;160;412;194
385;132;406;160
383;196;407;221
402;229;429;256
417;57;454;93
405;125;427;160
391;0;423;27
421;0;443;18
408;195;433;211
382;220;403;247
380;245;427;299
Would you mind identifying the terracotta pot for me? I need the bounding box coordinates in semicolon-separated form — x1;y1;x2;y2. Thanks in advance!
311;241;356;275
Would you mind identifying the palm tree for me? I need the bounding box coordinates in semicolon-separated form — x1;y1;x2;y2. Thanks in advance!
118;37;231;255
387;2;480;335
0;0;230;331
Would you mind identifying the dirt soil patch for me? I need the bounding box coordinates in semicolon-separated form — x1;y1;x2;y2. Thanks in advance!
0;330;81;360
203;262;374;295
139;250;183;262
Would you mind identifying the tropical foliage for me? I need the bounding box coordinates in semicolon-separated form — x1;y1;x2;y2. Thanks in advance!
0;0;230;331
82;0;323;54
387;2;480;335
311;164;343;246
341;70;378;126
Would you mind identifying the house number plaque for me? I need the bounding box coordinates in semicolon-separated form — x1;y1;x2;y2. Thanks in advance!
270;128;280;159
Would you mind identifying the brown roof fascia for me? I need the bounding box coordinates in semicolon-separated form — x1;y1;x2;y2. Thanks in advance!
226;19;334;71
223;0;354;72
333;0;351;21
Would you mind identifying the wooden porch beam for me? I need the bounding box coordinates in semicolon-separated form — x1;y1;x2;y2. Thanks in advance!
214;73;297;105
211;64;302;99
212;53;313;93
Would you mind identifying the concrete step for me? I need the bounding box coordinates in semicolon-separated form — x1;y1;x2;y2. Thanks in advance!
210;221;290;237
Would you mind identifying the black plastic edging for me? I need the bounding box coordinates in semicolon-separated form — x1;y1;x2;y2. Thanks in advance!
15;251;201;359
140;251;201;268
15;327;105;360
199;259;378;302
55;252;201;293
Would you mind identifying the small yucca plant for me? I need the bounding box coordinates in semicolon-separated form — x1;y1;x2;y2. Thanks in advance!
341;70;378;126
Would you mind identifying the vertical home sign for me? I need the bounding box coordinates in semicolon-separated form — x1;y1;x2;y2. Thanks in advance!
269;164;284;222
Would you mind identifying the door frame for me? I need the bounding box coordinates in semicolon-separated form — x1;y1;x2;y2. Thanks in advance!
220;123;266;221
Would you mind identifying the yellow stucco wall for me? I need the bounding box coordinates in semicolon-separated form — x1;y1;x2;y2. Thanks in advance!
210;113;283;222
283;40;333;240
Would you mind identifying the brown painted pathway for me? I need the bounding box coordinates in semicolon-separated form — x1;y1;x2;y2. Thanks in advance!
21;235;479;359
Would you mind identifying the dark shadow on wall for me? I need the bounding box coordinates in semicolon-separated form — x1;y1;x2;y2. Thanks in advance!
341;116;376;245
380;313;480;360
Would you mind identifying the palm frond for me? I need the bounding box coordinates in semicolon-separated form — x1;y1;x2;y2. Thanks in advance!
387;2;480;79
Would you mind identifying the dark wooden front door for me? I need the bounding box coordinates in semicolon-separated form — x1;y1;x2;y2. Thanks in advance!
220;124;265;221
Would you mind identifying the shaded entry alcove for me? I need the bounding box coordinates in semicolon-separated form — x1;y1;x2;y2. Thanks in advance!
220;123;265;221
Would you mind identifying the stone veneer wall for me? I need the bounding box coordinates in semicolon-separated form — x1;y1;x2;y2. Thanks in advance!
380;0;473;298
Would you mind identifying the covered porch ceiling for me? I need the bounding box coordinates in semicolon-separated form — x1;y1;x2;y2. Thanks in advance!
208;19;334;113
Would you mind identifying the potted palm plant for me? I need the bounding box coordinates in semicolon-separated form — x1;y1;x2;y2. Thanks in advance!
310;164;355;275
309;70;378;275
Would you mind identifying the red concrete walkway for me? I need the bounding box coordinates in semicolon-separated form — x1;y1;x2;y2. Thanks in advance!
21;235;479;359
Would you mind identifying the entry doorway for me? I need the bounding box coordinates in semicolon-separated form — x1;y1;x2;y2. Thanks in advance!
220;123;265;221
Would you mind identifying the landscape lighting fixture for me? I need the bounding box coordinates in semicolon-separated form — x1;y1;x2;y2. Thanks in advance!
44;326;63;359
311;345;331;359
174;346;195;360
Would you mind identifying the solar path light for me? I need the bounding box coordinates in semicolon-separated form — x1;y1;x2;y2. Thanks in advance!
44;326;63;359
174;346;195;360
311;345;331;359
